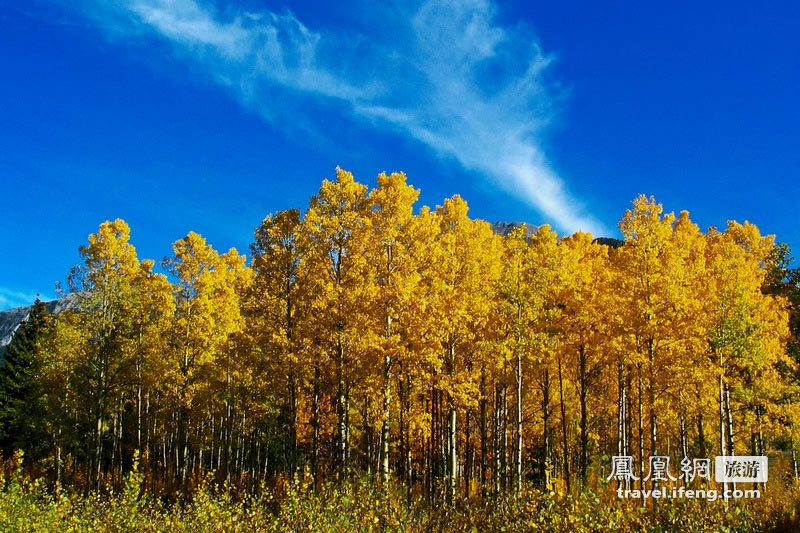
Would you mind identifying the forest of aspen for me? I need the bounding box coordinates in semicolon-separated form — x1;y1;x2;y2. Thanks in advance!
2;168;800;531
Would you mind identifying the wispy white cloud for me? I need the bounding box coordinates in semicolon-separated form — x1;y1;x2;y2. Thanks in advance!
0;288;48;310
77;0;608;235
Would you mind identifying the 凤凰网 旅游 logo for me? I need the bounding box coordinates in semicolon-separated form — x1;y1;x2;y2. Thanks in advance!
607;455;766;501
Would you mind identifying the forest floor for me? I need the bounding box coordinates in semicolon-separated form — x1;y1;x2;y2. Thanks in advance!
2;470;800;532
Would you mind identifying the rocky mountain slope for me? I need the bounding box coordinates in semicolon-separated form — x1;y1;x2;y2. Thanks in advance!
0;294;78;352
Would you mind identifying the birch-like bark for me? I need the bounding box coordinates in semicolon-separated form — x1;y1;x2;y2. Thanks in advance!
515;350;523;492
557;353;570;492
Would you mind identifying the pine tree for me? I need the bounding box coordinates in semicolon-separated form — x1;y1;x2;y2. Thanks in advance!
0;298;48;459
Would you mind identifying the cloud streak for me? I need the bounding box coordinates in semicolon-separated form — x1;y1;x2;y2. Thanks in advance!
0;287;48;311
78;0;608;235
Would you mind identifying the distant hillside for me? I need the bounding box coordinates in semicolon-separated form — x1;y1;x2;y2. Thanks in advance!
490;222;624;248
0;295;78;352
489;221;538;238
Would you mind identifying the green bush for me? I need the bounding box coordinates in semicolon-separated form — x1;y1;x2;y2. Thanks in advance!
1;465;798;532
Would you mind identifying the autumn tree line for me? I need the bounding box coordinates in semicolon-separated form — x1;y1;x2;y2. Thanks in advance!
1;169;799;504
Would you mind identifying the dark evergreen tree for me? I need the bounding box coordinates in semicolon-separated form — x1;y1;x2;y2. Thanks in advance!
764;243;800;362
0;298;48;459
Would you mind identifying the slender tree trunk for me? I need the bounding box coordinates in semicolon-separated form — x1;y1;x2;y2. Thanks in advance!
648;338;657;502
312;364;320;492
617;360;627;489
480;366;487;496
427;390;434;505
557;353;570;492
725;383;734;456
447;342;457;504
756;412;765;495
637;362;644;492
288;372;297;479
137;368;143;453
95;402;104;491
437;388;441;501
224;374;232;483
54;428;62;486
117;398;124;482
542;368;551;488
679;412;688;460
398;375;406;479
790;422;799;478
503;385;512;490
405;374;412;505
144;393;151;470
625;371;633;459
493;384;501;497
336;339;347;481
112;408;119;486
578;345;588;489
381;313;392;485
363;394;372;475
345;382;351;475
501;385;508;491
515;350;523;492
465;408;472;494
162;424;168;487
718;350;729;500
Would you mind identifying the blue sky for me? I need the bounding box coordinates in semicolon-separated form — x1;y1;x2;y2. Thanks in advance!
1;0;799;309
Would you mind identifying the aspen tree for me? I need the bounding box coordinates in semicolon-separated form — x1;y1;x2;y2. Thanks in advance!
559;232;612;487
617;196;681;497
249;209;305;478
425;196;501;502
163;232;249;486
69;219;141;489
527;225;562;489
368;172;420;486
496;225;540;491
300;168;375;480
129;259;174;472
